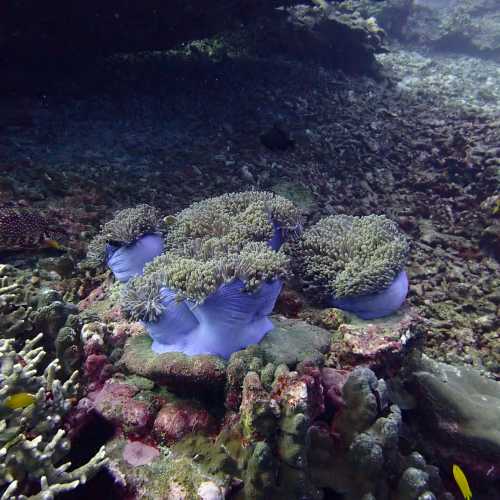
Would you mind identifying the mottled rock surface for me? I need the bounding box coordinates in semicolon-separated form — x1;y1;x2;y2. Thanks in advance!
406;352;500;483
328;307;425;375
121;334;227;399
260;316;332;366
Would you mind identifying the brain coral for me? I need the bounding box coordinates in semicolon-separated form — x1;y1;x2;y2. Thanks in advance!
86;204;164;282
292;214;409;319
121;192;300;358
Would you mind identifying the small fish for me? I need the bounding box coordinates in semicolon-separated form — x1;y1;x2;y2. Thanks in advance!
453;464;472;500
4;392;37;410
45;239;65;250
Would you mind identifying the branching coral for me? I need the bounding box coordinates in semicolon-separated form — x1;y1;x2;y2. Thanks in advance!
120;192;299;358
0;334;107;499
0;265;36;341
86;205;164;282
291;214;409;318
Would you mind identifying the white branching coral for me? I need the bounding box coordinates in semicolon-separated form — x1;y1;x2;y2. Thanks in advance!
0;334;107;499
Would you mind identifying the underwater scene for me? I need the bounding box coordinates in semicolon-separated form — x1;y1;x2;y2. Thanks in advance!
1;1;499;499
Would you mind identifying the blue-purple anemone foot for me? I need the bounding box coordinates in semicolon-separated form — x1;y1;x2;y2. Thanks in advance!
106;234;164;283
329;270;409;319
121;192;300;359
86;204;165;282
146;279;282;358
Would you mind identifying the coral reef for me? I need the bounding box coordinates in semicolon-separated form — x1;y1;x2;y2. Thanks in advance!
2;17;500;499
406;0;500;58
291;214;410;319
86;204;164;282
0;334;107;499
308;367;449;499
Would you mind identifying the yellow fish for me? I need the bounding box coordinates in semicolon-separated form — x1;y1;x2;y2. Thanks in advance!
453;464;472;500
4;392;36;410
45;239;65;250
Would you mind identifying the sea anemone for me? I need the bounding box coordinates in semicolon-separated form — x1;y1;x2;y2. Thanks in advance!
121;191;300;358
86;205;164;282
122;241;288;358
291;214;409;319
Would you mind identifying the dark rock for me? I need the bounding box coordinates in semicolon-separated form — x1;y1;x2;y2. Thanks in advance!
328;307;426;376
0;0;296;70
257;3;387;75
405;352;500;484
91;379;158;437
260;124;295;151
259;316;332;366
406;0;500;59
153;400;217;445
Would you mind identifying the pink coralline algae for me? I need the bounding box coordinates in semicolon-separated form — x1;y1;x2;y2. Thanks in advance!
123;441;160;467
0;207;66;248
91;380;157;438
153;401;218;445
